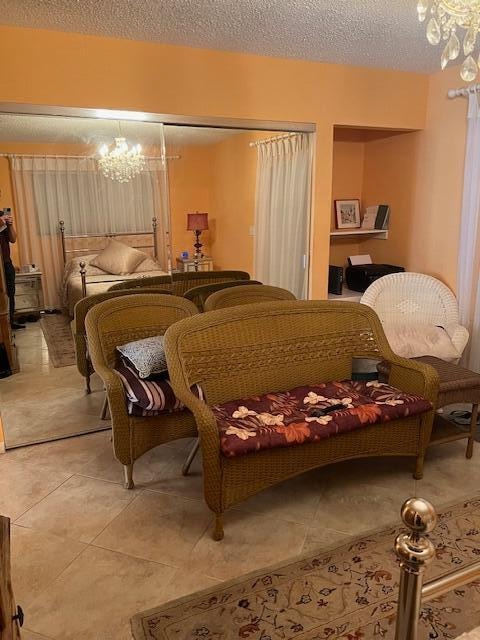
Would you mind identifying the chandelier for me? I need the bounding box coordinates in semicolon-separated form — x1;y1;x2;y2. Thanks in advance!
417;1;480;81
98;137;146;183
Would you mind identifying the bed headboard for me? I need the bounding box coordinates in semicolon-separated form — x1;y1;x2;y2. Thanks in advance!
59;218;158;265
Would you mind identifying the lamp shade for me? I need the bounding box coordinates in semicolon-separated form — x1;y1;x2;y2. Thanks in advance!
187;212;209;231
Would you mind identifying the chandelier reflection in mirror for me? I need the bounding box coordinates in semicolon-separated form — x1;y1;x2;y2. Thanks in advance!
98;137;146;183
417;1;480;81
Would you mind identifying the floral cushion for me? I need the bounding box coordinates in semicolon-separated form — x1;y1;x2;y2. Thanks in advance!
212;380;432;458
115;360;203;417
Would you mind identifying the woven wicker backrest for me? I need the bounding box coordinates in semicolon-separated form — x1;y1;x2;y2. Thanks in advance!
108;275;174;292
204;284;296;311
171;270;250;296
165;300;395;405
73;288;171;337
184;280;261;311
85;294;198;370
361;272;460;328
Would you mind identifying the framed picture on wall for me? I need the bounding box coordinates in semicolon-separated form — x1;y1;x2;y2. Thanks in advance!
335;199;361;229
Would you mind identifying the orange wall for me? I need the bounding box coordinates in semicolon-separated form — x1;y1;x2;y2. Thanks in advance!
0;25;429;298
329;141;365;269
208;131;277;274
360;66;467;291
167;144;214;262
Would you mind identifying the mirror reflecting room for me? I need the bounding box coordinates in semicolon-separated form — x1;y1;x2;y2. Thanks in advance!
0;110;313;448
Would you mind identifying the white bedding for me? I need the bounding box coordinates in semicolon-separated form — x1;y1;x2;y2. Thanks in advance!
63;254;168;316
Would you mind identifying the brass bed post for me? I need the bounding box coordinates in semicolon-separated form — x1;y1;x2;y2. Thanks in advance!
79;261;87;298
394;498;436;640
59;220;66;264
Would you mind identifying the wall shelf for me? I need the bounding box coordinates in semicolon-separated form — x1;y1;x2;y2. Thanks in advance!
330;229;388;240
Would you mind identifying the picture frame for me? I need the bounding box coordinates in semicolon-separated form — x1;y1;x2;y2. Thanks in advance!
335;199;361;229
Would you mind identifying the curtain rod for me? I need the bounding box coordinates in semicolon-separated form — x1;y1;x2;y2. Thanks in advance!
448;84;480;98
249;132;302;147
0;152;181;160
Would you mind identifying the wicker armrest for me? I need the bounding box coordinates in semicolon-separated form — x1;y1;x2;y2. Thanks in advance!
445;323;469;356
387;355;439;404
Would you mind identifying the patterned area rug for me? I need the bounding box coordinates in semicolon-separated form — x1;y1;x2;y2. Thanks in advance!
40;314;76;368
132;496;480;640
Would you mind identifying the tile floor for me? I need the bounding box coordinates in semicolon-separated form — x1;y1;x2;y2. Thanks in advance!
1;427;479;639
0;322;106;447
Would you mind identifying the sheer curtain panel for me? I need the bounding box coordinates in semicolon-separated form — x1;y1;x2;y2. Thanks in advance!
457;93;480;371
253;134;312;299
10;156;170;308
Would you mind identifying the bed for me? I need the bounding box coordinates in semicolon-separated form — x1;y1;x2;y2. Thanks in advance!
60;219;169;316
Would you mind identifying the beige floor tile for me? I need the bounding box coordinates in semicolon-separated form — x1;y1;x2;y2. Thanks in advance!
235;470;325;525
147;446;205;500
0;458;69;520
302;524;355;556
2;388;106;447
78;439;179;487
16;475;135;543
11;525;85;606
311;478;405;536
188;509;307;581
94;491;212;567
5;431;110;476
415;441;480;506
21;630;53;640
26;546;179;640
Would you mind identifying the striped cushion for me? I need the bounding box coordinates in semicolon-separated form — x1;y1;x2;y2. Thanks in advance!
115;360;202;417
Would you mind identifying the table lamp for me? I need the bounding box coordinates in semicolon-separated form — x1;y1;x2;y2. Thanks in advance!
187;212;209;267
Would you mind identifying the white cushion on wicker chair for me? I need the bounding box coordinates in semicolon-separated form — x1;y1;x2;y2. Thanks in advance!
361;272;469;362
383;323;459;361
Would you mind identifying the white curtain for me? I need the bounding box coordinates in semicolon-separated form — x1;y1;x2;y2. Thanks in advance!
457;93;480;371
254;134;312;299
10;156;170;308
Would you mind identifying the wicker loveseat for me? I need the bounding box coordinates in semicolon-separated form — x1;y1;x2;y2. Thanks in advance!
85;293;199;489
164;300;439;540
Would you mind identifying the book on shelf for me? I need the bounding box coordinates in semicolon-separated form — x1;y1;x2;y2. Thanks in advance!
361;205;390;230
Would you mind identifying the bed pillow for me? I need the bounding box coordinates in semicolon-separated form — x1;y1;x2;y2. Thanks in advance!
383;323;460;361
134;255;163;273
116;335;167;379
90;239;146;275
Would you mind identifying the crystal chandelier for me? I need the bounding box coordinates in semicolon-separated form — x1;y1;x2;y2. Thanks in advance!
98;137;146;183
417;1;480;81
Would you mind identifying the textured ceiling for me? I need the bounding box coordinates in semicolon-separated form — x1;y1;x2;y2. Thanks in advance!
0;114;244;146
0;0;440;73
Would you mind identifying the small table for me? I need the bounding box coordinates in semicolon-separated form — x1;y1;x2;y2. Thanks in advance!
176;257;213;273
379;356;480;458
15;270;44;319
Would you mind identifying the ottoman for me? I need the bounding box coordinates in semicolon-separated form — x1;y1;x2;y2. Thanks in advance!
378;355;480;459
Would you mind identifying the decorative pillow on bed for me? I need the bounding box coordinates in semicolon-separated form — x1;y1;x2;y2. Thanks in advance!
90;239;146;275
383;323;460;361
134;255;163;272
116;335;167;379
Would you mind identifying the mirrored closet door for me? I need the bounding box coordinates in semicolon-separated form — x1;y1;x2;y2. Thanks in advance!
0;106;314;448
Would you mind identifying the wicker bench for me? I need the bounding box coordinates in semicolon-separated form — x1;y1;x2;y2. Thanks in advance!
165;301;439;540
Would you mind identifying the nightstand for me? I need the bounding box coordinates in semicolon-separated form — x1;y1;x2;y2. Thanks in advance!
15;271;44;318
176;257;214;272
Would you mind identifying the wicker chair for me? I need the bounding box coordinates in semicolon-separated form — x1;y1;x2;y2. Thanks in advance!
204;284;296;311
85;294;199;489
361;272;469;360
72;288;171;394
171;270;250;296
184;280;261;312
164;301;438;540
108;275;174;292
